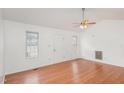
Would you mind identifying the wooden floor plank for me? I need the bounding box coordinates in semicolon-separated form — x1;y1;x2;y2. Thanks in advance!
5;59;124;84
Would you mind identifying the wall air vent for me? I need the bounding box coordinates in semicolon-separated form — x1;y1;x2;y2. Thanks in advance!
95;51;103;60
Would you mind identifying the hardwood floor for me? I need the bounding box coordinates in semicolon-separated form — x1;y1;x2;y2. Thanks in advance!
5;59;124;84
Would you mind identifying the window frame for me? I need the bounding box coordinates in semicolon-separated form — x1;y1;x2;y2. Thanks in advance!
25;31;39;59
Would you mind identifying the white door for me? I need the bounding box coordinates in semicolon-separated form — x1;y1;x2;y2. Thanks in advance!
53;33;65;63
40;32;54;65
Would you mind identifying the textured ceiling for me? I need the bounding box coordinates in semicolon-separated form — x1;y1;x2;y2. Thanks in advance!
3;8;124;31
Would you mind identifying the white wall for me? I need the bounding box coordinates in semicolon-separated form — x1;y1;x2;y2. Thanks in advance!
4;20;80;74
80;20;124;67
0;9;4;83
5;19;124;74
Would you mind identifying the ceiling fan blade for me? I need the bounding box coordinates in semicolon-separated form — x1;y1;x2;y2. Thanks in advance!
72;23;80;24
87;22;96;24
73;24;80;27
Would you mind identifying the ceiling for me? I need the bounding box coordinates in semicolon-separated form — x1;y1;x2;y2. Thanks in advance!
3;8;124;31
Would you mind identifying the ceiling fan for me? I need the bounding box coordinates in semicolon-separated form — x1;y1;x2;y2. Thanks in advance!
73;8;96;29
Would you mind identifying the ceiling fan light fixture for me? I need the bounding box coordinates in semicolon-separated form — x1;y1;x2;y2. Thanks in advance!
80;25;84;29
84;25;88;29
73;8;96;30
80;24;87;29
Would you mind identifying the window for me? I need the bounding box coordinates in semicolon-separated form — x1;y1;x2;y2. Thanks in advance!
26;31;39;58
